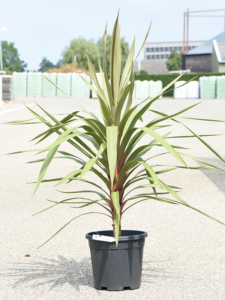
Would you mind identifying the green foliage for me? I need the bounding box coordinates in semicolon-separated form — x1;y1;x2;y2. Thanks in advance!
2;41;27;72
62;35;129;73
4;70;13;75
38;57;61;72
62;38;99;71
140;70;149;75
135;70;149;75
7;16;225;247
97;34;129;74
166;50;182;71
135;73;225;97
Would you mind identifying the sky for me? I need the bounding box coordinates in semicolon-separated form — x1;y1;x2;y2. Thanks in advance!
1;0;225;70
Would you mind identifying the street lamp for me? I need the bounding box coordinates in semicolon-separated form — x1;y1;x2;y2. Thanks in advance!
0;27;7;70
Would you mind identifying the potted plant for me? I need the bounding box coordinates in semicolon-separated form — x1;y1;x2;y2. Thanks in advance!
7;15;225;291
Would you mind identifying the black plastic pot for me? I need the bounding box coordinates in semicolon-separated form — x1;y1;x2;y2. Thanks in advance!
86;230;147;291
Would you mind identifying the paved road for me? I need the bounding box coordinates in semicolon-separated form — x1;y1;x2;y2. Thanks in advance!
0;97;225;300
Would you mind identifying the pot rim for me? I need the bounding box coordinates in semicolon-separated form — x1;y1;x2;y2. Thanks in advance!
85;229;147;241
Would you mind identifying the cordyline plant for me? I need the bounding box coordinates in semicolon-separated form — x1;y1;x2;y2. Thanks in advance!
7;15;225;246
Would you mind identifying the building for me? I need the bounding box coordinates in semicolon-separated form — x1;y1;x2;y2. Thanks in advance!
134;41;204;74
212;40;225;73
183;31;225;73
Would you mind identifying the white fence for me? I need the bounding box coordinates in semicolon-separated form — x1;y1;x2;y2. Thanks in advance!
12;72;91;98
10;72;225;100
174;76;225;99
134;80;163;99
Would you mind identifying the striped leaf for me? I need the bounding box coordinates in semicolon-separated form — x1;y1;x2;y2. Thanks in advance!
111;191;120;245
107;126;118;188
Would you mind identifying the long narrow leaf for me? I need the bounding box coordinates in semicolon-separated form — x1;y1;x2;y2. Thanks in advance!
107;126;118;188
111;191;120;245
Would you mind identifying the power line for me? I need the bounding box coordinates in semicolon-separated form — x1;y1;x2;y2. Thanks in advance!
183;9;225;53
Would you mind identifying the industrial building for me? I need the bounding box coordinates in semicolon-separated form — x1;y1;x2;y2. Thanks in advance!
134;41;204;74
212;39;225;73
183;31;225;73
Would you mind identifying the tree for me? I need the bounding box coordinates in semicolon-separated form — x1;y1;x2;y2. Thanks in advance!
166;50;182;71
97;35;129;74
62;38;99;71
2;41;27;72
38;57;61;72
139;70;148;75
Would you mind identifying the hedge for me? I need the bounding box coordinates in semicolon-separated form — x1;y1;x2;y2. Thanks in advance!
134;73;225;97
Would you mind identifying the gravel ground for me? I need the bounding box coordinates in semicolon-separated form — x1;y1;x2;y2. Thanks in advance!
0;97;225;300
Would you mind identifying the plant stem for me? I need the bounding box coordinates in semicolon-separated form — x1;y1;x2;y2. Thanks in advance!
112;223;121;237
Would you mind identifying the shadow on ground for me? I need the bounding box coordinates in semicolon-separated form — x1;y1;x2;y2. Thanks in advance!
1;256;94;291
199;158;225;194
0;256;170;291
141;261;171;283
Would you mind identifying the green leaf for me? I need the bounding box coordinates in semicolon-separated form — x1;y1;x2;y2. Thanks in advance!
117;159;140;189
110;13;121;107
32;146;59;198
149;101;201;128
159;179;187;204
56;169;82;186
28;103;96;160
4;149;39;155
59;178;110;196
179;152;224;170
119;38;135;94
124;67;134;115
151;69;191;100
37;212;109;248
99;64;110;107
139;127;187;167
175;119;225;164
123;198;178;214
111;191;120;246
43;75;98;120
166;134;223;139
140;161;161;187
152;109;225;164
57;189;109;201
102;23;114;113
80;143;107;178
107;126;118;188
134;22;151;61
37;131;83;154
178;117;225;122
115;83;132;124
87;54;105;101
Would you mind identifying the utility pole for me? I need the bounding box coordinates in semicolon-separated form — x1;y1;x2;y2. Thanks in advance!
183;12;186;52
183;8;225;54
0;28;7;70
186;8;189;53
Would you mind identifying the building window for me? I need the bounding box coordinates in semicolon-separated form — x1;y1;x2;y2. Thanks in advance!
151;55;155;59
147;55;150;60
150;47;155;52
178;46;182;51
156;54;160;59
155;47;159;52
160;47;164;51
188;46;192;50
173;47;177;51
160;54;164;59
169;47;173;51
146;47;150;52
164;47;168;51
165;54;170;59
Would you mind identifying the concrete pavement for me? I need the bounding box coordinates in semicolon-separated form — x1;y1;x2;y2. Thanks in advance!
0;97;225;300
